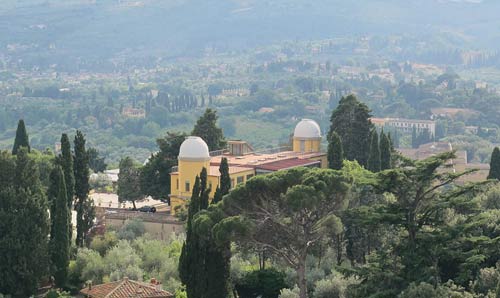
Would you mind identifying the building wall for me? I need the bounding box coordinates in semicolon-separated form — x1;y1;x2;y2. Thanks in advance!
292;138;321;153
309;155;329;168
106;218;184;241
170;164;255;215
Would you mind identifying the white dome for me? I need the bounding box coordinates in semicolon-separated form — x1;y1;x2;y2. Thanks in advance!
178;136;210;161
294;119;322;138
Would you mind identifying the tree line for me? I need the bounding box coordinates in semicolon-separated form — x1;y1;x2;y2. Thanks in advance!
0;120;95;297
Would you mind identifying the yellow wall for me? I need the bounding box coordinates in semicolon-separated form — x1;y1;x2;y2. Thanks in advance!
228;169;256;188
170;165;256;215
292;137;321;153
170;159;209;215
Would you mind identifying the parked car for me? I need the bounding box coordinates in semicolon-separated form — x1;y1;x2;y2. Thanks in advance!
137;205;156;213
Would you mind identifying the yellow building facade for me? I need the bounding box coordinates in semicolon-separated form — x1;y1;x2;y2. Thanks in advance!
169;119;327;214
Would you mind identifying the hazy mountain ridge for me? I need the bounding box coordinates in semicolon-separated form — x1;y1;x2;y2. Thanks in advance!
1;0;500;61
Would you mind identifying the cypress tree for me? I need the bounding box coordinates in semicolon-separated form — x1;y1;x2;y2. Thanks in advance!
212;186;223;204
48;166;70;287
179;176;202;298
380;131;392;171
74;130;94;247
206;163;231;298
367;130;381;172
328;95;373;167
488;147;500;180
12;119;30;155
60;133;74;209
219;157;231;196
179;166;230;298
411;126;418;149
199;167;209;210
327;131;344;170
0;148;49;296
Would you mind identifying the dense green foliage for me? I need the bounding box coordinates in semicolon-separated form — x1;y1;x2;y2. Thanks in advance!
117;156;142;209
219;157;231;198
0;149;49;297
367;130;381;173
329;95;373;167
235;268;288;298
379;131;392;171
12;119;30;155
59;134;75;209
48;166;70;287
327;132;344;170
179;167;231;298
140;132;186;202
214;167;352;298
87;148;107;173
191;108;226;151
73;131;94;247
489;147;500;180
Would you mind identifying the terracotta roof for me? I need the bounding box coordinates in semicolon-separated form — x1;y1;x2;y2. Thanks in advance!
256;158;321;171
80;278;173;298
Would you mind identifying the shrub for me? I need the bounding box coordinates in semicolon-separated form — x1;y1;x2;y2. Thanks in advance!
90;231;119;256
278;286;300;298
117;218;145;240
313;272;359;298
236;268;288;298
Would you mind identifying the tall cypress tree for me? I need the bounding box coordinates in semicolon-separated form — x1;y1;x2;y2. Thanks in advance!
328;95;373;167
205;163;231;298
327;131;344;170
488;147;500;180
12;119;30;155
59;133;74;209
0;148;49;296
74;130;94;247
411;126;418;149
380;131;392;171
48;166;70;287
179;166;230;298
219;157;231;196
199;167;210;210
179;176;203;298
367;130;381;172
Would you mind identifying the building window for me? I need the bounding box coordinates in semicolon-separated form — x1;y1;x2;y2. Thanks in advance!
237;176;244;184
231;179;235;189
246;174;254;180
176;179;179;190
209;182;212;190
185;180;190;192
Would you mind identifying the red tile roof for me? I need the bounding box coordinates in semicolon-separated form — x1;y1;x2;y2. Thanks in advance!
256;158;320;171
80;278;173;298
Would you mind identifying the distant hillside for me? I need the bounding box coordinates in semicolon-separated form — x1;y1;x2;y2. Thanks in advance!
1;0;499;61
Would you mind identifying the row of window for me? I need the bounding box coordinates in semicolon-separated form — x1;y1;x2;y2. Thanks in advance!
177;173;255;193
